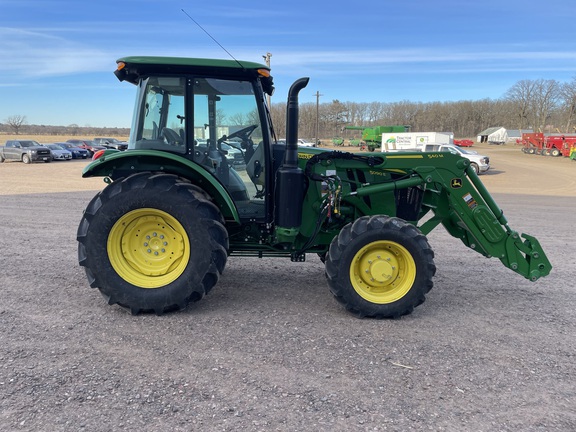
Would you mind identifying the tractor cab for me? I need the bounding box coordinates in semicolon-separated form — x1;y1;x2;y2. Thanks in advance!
116;57;276;221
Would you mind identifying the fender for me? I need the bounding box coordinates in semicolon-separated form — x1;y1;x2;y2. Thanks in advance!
82;149;240;223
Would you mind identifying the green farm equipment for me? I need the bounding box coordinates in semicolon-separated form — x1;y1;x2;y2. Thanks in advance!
349;138;362;147
77;56;552;318
343;125;411;151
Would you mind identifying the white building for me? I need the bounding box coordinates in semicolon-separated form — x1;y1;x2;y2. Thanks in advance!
477;127;507;144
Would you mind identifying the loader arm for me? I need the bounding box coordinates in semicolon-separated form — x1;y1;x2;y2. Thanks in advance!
333;151;552;281
419;163;551;281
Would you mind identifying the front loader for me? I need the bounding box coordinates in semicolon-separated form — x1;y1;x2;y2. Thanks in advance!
77;56;551;318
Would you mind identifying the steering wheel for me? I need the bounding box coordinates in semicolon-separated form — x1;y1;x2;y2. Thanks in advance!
218;124;258;162
225;124;258;143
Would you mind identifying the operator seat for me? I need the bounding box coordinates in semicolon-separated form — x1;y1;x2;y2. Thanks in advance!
161;127;183;146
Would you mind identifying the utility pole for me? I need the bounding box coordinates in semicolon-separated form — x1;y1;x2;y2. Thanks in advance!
262;52;272;107
315;91;322;146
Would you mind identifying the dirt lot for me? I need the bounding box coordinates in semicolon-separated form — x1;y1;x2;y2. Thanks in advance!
1;143;575;431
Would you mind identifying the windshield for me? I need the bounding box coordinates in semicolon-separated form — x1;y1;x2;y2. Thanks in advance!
193;78;262;147
20;141;40;147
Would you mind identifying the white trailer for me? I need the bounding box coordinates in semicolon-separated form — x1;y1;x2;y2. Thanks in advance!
381;132;453;152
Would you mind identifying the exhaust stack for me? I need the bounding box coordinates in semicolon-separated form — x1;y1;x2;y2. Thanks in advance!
275;77;310;235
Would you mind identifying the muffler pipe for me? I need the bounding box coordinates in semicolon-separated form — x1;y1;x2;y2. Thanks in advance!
284;77;310;167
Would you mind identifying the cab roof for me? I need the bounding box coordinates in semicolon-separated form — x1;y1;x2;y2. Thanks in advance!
115;56;271;85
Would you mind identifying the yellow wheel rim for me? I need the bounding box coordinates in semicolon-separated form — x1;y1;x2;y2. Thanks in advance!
107;208;190;288
349;240;416;304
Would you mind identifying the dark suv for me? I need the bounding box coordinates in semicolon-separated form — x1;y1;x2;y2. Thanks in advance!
66;139;106;157
93;137;128;151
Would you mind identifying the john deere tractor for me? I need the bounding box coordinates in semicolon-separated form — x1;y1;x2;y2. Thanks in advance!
77;56;551;318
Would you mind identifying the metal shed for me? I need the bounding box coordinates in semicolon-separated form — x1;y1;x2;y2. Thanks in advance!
505;129;533;143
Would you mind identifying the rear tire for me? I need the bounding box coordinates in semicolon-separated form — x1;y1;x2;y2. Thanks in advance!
77;172;228;314
325;216;435;318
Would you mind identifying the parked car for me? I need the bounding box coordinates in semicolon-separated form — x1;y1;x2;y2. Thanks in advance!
44;144;72;161
54;142;89;159
0;140;52;163
66;139;106;157
93;137;128;151
275;139;316;147
297;139;316;147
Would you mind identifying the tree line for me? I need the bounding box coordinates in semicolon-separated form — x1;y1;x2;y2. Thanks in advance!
269;77;576;142
4;77;576;142
0;116;129;137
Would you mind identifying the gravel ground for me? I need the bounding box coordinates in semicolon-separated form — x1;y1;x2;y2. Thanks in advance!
0;145;575;431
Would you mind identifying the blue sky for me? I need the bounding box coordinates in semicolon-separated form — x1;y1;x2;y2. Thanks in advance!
2;0;576;128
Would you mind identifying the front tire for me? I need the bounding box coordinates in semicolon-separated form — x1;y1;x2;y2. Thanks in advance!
325;216;435;318
77;172;228;314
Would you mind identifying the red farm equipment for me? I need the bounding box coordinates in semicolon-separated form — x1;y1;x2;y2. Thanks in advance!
520;132;576;157
542;135;576;157
519;132;545;154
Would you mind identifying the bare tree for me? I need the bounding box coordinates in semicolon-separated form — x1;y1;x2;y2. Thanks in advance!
322;100;349;134
67;123;80;136
228;113;246;126
531;79;561;132
504;79;561;131
559;76;576;132
504;80;536;129
366;102;386;124
269;102;287;139
5;115;27;135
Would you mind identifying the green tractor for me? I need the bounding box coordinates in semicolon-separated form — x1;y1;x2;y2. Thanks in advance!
77;56;551;318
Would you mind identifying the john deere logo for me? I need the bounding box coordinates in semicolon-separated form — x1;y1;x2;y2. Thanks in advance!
451;178;463;188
